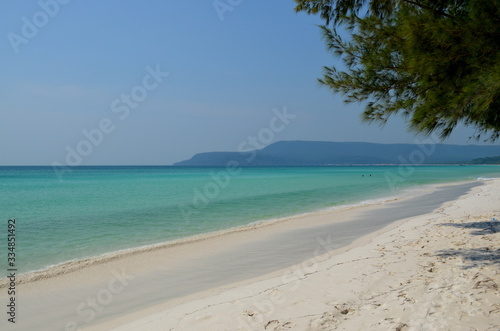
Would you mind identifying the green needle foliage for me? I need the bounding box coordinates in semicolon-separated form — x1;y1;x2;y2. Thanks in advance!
295;0;500;140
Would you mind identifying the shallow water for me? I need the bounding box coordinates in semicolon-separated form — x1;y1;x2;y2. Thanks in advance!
1;165;499;274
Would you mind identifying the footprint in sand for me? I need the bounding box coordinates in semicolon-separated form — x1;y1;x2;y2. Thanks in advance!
264;319;294;330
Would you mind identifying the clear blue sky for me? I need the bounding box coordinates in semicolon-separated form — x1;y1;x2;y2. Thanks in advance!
1;1;496;165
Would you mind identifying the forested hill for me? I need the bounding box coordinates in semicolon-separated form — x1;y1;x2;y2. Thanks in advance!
469;156;500;164
173;141;500;166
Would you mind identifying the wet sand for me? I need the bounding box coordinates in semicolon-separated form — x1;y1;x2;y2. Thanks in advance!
1;180;497;330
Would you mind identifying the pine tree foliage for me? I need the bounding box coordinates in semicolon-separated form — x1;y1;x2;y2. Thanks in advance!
295;0;500;140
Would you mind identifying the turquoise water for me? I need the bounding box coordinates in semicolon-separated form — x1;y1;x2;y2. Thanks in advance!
1;165;499;274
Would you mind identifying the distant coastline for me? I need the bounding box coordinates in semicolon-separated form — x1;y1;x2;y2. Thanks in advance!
174;140;500;166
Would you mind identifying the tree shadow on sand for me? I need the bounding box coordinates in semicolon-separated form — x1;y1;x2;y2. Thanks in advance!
441;220;500;236
436;247;500;269
437;219;500;269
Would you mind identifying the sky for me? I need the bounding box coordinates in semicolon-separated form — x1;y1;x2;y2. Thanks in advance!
1;0;497;166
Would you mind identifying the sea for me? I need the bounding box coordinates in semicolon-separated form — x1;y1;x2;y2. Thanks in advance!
1;165;499;275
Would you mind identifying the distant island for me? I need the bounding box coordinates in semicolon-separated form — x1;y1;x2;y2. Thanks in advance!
173;141;500;166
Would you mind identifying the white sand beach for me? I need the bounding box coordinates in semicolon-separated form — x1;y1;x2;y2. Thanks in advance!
84;179;500;331
1;179;499;331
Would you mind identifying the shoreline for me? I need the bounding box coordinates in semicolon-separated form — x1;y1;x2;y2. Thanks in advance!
0;179;493;330
89;178;500;331
0;180;443;285
3;165;499;280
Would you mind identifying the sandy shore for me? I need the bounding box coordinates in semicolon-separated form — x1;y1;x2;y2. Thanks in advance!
88;179;500;331
1;179;498;331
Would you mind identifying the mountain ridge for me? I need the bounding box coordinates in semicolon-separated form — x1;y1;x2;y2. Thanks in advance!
173;140;500;166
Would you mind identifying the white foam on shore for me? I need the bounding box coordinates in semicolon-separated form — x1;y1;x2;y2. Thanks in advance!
477;177;496;181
